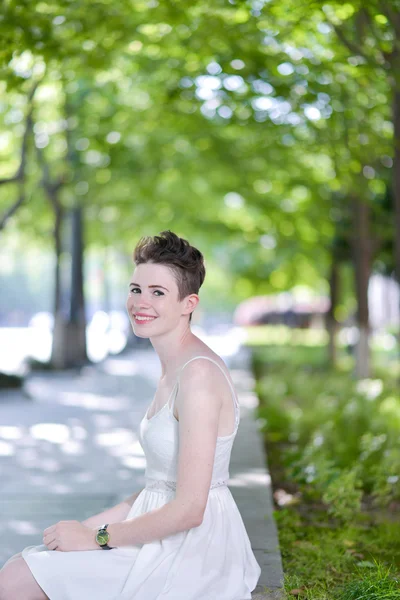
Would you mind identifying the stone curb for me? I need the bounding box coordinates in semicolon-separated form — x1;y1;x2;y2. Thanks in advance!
226;348;285;599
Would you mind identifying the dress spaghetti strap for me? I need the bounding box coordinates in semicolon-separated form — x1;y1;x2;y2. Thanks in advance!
168;355;240;430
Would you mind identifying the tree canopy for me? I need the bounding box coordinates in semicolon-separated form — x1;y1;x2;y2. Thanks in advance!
1;0;398;311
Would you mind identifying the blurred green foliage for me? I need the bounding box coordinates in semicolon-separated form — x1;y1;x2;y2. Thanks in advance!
0;0;398;308
253;346;400;520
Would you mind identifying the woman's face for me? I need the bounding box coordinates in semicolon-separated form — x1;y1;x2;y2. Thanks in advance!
126;263;194;337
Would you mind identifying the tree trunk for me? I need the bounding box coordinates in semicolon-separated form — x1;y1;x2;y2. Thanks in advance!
51;206;88;368
50;198;66;368
68;205;87;366
326;256;339;367
351;195;371;379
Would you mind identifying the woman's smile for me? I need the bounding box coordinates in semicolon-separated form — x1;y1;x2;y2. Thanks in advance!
133;314;158;324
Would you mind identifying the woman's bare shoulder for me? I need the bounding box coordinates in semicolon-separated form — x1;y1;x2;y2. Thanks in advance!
183;347;227;370
179;349;230;384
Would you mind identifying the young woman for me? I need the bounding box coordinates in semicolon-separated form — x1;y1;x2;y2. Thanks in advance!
0;230;261;599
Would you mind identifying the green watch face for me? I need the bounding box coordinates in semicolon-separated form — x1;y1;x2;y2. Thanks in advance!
96;530;110;545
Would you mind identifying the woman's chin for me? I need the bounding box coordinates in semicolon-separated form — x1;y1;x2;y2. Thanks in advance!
134;331;148;338
133;328;155;339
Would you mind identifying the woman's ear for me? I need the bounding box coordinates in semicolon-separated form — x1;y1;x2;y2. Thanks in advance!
183;294;199;316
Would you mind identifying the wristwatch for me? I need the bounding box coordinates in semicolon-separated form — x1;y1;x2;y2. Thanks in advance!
95;523;115;550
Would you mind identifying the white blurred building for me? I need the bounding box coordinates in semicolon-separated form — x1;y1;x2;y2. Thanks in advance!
368;273;400;330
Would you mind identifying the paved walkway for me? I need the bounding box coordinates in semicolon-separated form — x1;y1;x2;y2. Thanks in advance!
0;345;284;598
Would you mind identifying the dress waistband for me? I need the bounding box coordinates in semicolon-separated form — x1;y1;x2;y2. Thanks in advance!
145;477;228;493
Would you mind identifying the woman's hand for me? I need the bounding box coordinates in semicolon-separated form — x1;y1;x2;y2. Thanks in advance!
43;520;100;552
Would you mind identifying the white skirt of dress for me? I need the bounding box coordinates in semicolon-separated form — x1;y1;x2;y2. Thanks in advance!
22;485;261;600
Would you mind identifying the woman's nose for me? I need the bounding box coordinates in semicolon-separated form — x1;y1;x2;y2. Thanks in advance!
136;295;152;307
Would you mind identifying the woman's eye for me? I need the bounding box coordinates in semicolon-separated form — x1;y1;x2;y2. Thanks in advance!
129;288;164;296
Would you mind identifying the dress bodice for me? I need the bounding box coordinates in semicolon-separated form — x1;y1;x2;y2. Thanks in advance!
138;356;240;488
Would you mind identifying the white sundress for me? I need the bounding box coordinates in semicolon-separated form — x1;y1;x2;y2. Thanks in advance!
22;355;262;599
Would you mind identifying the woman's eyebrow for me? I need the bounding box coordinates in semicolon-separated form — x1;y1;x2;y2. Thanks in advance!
129;282;169;291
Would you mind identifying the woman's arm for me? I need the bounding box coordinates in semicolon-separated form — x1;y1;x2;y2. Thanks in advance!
107;362;224;548
81;489;143;529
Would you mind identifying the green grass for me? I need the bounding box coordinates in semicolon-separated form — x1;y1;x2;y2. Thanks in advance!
338;565;400;600
275;504;400;599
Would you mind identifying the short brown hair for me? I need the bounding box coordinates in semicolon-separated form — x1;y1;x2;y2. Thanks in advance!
133;230;206;322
